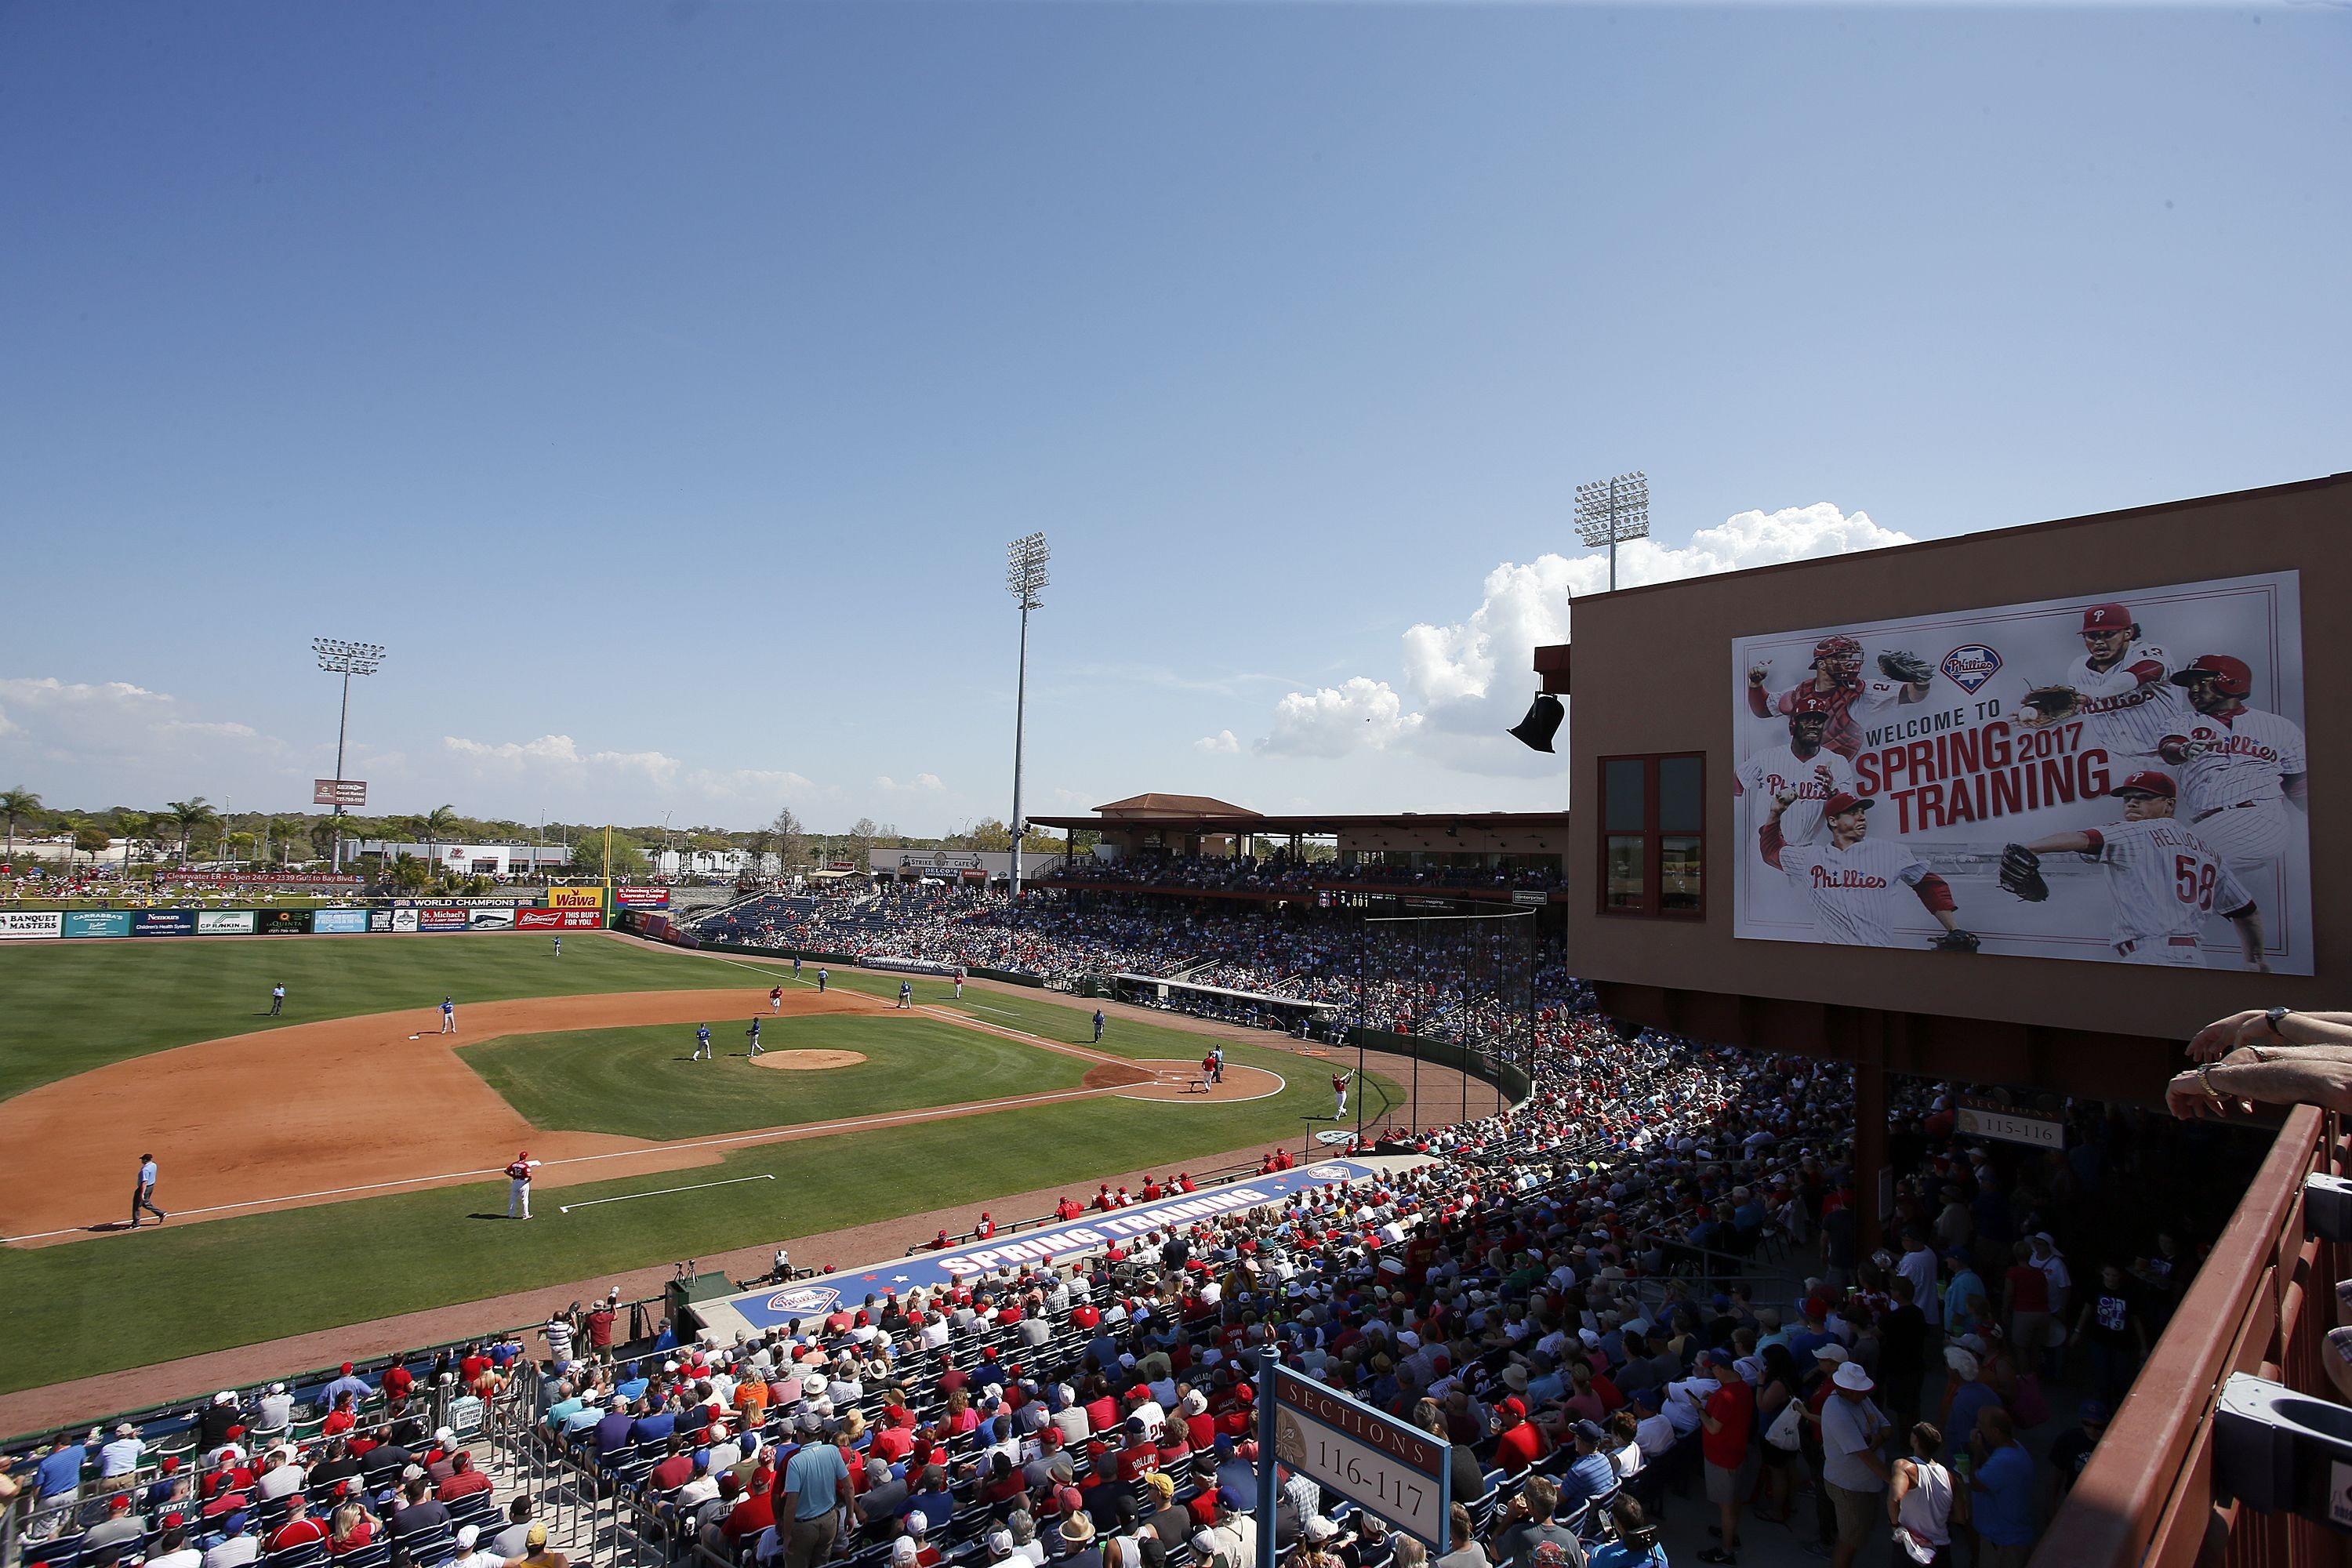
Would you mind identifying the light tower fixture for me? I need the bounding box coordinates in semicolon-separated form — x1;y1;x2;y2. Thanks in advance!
1574;470;1650;592
1005;532;1050;898
313;637;386;872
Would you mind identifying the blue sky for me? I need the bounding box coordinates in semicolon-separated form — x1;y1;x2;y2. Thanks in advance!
3;2;2344;835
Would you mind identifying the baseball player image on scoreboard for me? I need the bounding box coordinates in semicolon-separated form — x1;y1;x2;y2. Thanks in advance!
2019;601;2192;755
1745;635;1934;759
2159;653;2309;878
1759;789;1981;950
1998;770;2267;970
1733;699;1858;846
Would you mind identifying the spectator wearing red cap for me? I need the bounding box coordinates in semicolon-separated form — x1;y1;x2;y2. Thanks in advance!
1491;1398;1546;1474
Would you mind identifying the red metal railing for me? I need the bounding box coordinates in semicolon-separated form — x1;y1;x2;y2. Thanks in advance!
2033;1105;2345;1568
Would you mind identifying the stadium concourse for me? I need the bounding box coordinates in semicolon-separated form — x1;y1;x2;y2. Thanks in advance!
0;900;2252;1568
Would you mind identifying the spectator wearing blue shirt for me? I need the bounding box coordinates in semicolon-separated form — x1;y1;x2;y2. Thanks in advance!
1584;1497;1666;1568
321;1365;373;1406
36;1440;85;1504
1941;1349;2003;1468
631;1403;678;1448
1968;1407;2037;1567
1214;1443;1259;1513
594;1397;637;1461
615;1363;650;1403
902;1465;954;1535
544;1383;587;1432
1942;1256;1988;1335
1556;1421;1621;1519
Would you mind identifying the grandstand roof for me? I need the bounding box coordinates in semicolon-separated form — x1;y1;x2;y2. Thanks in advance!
1088;793;1261;818
1032;807;1571;837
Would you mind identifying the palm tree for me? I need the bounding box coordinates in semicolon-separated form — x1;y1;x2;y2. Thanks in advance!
0;787;39;862
165;798;217;863
116;811;152;880
55;816;87;875
420;804;461;873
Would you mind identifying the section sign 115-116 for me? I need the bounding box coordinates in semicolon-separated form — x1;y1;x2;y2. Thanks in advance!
1271;1365;1449;1546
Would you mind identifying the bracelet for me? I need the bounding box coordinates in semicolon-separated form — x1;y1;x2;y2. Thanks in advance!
2198;1064;2227;1105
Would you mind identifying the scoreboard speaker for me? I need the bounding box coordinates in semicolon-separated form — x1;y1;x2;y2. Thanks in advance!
1508;694;1564;753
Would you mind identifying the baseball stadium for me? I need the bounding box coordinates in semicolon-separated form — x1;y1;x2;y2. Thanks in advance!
2;474;2348;1568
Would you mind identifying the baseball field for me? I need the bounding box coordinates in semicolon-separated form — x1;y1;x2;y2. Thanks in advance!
0;930;1405;1397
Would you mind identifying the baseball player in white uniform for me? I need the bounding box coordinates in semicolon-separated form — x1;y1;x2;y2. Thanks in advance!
2034;601;2191;757
2161;653;2308;877
1759;789;1976;949
2013;770;2267;969
506;1151;541;1219
1733;702;1857;848
1746;635;1931;760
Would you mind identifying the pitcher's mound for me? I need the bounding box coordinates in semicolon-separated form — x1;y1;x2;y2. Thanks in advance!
750;1050;867;1071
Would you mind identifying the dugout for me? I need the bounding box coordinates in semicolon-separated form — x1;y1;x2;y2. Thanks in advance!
1541;470;2351;1238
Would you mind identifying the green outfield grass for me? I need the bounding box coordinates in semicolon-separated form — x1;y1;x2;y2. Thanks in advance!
0;1044;1399;1396
0;932;757;1103
456;1014;1092;1139
0;932;1414;1400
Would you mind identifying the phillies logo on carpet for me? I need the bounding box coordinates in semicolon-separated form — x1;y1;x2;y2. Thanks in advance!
764;1286;840;1316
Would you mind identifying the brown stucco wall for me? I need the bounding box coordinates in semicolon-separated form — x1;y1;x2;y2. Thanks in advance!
1563;474;2349;1052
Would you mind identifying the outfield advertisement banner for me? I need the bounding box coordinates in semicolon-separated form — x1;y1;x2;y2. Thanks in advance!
390;909;421;933
463;906;517;931
63;911;133;938
132;910;198;936
517;907;602;931
417;907;470;931
614;886;669;908
313;908;370;934
0;912;65;939
197;910;258;935
1733;570;2309;972
547;887;605;909
256;909;314;935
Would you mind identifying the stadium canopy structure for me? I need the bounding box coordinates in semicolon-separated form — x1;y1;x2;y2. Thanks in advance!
1029;794;1571;903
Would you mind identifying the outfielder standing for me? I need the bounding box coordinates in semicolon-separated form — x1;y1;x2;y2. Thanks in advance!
1760;790;1978;950
2161;653;2308;879
506;1151;541;1220
694;1024;713;1061
2002;771;2267;970
439;996;458;1034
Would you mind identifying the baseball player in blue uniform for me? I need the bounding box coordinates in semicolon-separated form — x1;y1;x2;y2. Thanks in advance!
440;996;457;1034
1092;1009;1105;1043
898;981;913;1009
693;1024;713;1061
746;1018;764;1058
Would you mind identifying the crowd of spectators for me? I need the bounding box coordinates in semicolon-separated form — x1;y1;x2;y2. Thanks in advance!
8;978;2236;1568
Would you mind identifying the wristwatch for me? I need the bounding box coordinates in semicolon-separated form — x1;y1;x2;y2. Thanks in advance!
2263;1006;2293;1040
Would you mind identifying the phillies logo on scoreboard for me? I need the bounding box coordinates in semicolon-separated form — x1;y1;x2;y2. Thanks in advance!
764;1286;840;1316
1940;644;2002;694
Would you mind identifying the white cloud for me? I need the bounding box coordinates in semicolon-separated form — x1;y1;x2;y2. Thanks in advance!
1193;729;1240;754
441;734;681;786
1256;678;1425;758
1250;503;1911;766
876;773;947;793
0;675;288;769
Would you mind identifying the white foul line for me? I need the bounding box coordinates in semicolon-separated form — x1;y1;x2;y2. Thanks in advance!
559;1173;775;1214
1;1082;1119;1244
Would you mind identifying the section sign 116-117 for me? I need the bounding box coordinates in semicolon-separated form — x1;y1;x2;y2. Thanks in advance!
1271;1365;1450;1546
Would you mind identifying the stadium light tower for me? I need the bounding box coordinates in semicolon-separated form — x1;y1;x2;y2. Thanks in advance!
313;637;386;871
1005;532;1050;898
1574;470;1650;592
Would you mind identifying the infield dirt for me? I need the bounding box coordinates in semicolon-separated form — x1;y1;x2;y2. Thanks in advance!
0;985;1280;1247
